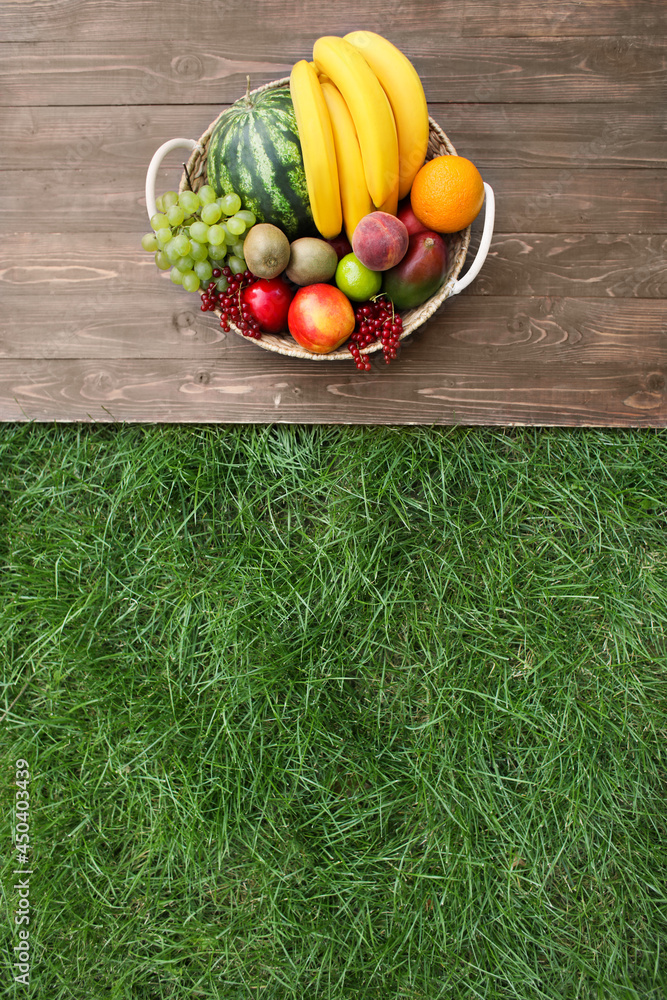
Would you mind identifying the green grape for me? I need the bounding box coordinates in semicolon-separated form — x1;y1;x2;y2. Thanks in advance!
228;255;245;274
194;260;213;281
176;254;195;272
189;240;208;262
182;270;201;292
235;210;256;226
207;245;225;262
179;190;200;214
156;226;173;246
155;195;164;213
226;216;246;236
198;184;217;205
150;212;169;231
200;202;222;225
220;193;242;215
162;191;179;209
207;224;226;246
165;240;183;264
171;234;191;256
155;250;171;270
210;256;227;270
216;276;229;293
231;241;245;259
170;267;184;285
221;224;236;245
141;232;158;252
189;220;210;243
166;204;185;227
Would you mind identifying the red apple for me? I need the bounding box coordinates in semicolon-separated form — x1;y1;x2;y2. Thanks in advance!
397;198;428;236
241;276;294;334
288;283;355;354
325;234;353;261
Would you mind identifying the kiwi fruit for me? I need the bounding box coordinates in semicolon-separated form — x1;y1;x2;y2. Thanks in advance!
286;237;338;286
243;223;290;279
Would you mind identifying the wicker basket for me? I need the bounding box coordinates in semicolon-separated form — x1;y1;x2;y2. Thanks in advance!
146;76;494;362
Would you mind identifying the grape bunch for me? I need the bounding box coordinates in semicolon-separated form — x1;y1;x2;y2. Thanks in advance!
347;296;404;370
141;186;256;294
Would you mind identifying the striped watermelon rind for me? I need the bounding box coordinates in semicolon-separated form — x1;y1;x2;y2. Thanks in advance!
207;88;315;241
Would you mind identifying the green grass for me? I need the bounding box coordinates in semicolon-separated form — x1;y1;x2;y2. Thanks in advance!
1;424;666;1000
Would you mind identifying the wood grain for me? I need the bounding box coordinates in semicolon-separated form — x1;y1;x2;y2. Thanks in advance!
3;103;665;172
0;357;664;426
2;36;666;106
1;0;663;42
470;234;667;299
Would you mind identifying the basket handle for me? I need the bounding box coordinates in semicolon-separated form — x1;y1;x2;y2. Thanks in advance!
450;182;495;295
145;138;200;221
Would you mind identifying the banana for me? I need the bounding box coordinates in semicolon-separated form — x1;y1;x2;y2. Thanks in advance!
289;60;342;240
308;61;330;85
313;36;399;209
320;81;374;243
344;30;429;201
376;177;398;216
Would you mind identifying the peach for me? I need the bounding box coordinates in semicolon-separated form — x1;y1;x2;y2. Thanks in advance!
351;211;409;271
287;283;355;354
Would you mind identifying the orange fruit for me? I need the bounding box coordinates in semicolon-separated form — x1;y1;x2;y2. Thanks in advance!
410;155;484;233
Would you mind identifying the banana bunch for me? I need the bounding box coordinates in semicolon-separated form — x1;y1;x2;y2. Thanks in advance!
290;32;429;242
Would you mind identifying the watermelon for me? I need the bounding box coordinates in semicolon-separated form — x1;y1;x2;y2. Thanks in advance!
206;87;315;241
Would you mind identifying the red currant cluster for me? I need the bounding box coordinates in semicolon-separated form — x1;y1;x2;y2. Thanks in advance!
199;267;262;339
348;297;404;370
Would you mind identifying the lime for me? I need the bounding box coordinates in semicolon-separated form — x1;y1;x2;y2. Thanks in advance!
335;253;382;302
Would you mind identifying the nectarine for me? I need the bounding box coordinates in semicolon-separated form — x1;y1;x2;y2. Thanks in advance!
351;212;409;271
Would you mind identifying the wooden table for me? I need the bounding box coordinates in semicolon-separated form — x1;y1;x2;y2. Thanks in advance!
2;1;665;425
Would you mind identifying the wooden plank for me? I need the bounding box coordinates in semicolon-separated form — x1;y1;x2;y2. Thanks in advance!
476;234;667;299
440;104;667;171
491;167;667;235
3;103;665;172
0;354;665;426
2;166;664;235
1;0;663;42
2;36;666;106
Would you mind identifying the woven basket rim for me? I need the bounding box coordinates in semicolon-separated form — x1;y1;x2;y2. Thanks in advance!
180;76;471;362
